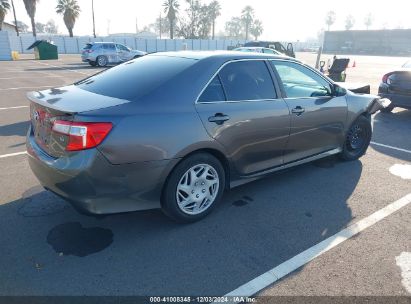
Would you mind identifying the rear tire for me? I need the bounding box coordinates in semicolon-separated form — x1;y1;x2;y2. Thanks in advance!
380;105;394;113
96;55;108;67
340;115;372;161
161;153;225;223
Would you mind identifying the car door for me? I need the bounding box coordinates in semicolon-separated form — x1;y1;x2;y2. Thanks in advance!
270;60;348;164
195;60;290;176
116;44;132;61
103;43;119;63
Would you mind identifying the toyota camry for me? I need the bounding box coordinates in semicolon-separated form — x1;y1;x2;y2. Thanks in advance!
26;51;389;222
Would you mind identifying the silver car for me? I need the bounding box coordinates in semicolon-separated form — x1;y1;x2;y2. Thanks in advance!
81;42;147;67
233;47;285;56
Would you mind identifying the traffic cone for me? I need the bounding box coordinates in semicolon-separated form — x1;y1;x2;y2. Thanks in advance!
352;60;356;68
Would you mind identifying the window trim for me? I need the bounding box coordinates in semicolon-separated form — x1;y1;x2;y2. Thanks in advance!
268;59;335;100
195;59;281;104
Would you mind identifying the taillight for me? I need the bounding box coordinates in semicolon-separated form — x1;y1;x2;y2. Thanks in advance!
52;120;112;151
382;73;392;84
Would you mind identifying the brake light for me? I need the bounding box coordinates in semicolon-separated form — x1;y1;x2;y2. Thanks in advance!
382;73;392;84
52;120;113;151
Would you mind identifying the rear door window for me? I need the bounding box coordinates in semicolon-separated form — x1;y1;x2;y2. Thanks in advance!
218;61;277;101
103;43;116;50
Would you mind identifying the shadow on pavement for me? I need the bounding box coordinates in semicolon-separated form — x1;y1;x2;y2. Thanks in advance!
0;121;30;137
0;157;362;296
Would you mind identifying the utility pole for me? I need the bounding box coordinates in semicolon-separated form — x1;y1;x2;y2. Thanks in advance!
159;12;162;39
11;0;19;36
92;0;96;38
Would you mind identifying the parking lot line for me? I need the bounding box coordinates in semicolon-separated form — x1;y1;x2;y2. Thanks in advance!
0;85;53;91
0;106;29;111
0;151;27;159
224;193;411;299
0;75;64;80
371;142;411;155
32;60;91;76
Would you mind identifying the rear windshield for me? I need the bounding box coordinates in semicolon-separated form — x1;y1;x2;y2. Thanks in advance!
83;43;93;50
76;55;197;100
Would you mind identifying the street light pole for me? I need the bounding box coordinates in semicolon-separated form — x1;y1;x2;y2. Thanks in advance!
92;0;96;38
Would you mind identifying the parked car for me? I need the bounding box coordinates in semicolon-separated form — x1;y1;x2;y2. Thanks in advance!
243;41;295;57
26;51;389;223
81;42;147;67
233;47;284;56
378;60;411;112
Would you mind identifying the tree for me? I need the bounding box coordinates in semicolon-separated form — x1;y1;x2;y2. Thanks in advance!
11;0;18;35
345;15;355;30
208;0;220;39
364;13;373;30
56;0;81;37
241;5;254;40
0;0;10;31
35;21;45;33
163;0;179;39
22;0;39;36
325;10;336;31
45;19;58;34
91;0;96;38
225;17;243;39
13;20;29;32
250;19;263;40
177;0;214;39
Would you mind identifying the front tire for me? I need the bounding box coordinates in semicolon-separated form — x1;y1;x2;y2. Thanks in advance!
96;55;108;67
161;153;225;223
340;115;372;161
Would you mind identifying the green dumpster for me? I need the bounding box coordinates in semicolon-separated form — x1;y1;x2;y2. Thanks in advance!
27;40;58;60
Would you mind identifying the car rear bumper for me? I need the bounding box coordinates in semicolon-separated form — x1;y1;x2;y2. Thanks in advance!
26;127;176;215
379;84;411;109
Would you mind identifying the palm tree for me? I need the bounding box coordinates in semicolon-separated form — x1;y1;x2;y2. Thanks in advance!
250;19;263;40
325;11;336;31
241;6;254;40
163;0;179;39
22;0;39;36
11;0;18;35
0;0;11;31
208;0;220;40
91;0;96;38
56;0;81;37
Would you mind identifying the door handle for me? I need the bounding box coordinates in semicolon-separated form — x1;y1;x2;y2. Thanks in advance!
208;113;230;125
291;106;305;115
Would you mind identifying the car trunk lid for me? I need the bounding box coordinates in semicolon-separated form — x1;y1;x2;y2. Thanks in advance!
28;85;128;157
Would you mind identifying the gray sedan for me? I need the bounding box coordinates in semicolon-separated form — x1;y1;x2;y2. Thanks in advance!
26;51;390;222
81;42;147;67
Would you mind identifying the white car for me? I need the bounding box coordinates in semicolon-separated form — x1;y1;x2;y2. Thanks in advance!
81;42;147;67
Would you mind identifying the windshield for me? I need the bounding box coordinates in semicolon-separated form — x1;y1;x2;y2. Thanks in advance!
76;55;197;100
83;43;93;50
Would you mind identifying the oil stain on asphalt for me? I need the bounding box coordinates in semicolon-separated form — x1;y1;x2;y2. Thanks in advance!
47;222;113;257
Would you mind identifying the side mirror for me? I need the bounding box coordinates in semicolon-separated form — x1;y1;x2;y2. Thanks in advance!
332;84;347;97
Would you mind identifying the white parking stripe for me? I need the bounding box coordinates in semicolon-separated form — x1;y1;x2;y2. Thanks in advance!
33;61;90;76
371;142;411;155
224;194;411;300
0;106;29;111
0;85;53;91
396;252;411;294
0;151;27;159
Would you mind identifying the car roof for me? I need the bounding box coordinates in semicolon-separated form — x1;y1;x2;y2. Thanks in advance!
148;50;296;62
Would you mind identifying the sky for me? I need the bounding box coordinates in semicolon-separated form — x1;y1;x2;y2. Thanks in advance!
4;0;411;41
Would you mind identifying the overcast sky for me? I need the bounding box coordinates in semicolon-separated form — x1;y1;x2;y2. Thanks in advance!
4;0;410;40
